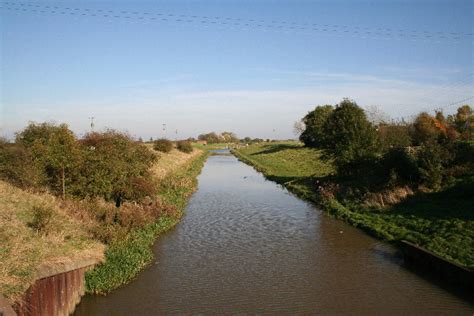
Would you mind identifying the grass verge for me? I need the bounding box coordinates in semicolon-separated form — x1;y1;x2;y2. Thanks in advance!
233;142;474;269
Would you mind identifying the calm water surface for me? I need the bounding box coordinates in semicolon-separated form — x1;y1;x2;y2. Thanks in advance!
76;151;473;315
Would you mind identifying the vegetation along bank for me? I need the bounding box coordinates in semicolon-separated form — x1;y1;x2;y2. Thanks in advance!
234;99;473;270
0;123;208;304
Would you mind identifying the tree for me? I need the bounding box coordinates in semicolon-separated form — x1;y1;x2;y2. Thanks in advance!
299;105;333;148
198;132;221;143
323;99;380;176
378;124;412;151
221;131;239;143
16;122;80;198
365;105;390;125
454;105;473;140
411;112;443;145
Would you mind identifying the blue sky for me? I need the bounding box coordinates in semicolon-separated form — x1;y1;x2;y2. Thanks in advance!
1;0;473;139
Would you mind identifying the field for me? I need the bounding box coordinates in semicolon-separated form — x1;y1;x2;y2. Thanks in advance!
234;142;474;269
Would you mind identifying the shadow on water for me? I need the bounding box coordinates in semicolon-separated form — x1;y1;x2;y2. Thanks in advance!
369;245;474;304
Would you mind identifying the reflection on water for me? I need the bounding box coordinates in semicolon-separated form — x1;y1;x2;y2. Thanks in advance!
76;152;473;315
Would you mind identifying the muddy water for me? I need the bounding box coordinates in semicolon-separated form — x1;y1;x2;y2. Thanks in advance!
76;151;473;315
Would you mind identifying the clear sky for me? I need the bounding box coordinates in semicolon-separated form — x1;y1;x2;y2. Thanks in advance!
1;0;473;140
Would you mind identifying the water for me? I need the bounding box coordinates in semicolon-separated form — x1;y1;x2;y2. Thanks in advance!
76;152;473;315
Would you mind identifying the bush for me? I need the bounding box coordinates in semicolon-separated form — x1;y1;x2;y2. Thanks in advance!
378;124;412;151
177;140;193;153
153;139;173;153
0;142;45;189
77;130;157;206
416;142;445;190
379;148;419;186
28;205;53;232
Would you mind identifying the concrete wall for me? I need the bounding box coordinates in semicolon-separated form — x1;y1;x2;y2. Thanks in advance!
0;257;102;316
14;266;91;316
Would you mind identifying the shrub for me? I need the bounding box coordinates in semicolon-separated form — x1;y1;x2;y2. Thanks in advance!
153;138;173;153
378;124;412;151
77;130;157;206
177;140;193;153
28;205;53;232
416;142;445;190
379;148;419;186
0;141;45;189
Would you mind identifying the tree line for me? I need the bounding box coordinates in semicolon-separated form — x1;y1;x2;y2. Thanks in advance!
0;123;158;207
297;99;473;191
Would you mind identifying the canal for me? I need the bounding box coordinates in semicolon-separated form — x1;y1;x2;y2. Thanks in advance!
75;151;473;314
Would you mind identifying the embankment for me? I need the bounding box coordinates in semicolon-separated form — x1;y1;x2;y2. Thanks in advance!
233;143;474;275
85;149;208;294
0;148;208;314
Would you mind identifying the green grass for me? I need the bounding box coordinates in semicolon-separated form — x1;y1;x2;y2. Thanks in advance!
85;216;177;294
192;142;230;150
234;143;474;269
85;152;209;294
233;141;333;201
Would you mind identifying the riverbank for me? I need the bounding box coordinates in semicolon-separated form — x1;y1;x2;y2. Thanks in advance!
86;149;208;294
233;142;474;270
0;148;208;305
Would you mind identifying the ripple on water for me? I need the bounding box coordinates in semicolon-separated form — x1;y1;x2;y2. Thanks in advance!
75;154;474;315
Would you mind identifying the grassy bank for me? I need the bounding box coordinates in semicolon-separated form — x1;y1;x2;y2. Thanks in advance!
0;181;105;302
85;150;208;294
0;148;208;301
233;142;474;269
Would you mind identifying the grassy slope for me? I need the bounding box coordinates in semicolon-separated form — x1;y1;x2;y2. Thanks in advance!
234;142;474;269
85;150;208;294
0;181;105;302
1;148;209;301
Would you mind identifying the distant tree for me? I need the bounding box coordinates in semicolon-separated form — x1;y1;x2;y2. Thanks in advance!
299;105;333;148
454;105;473;140
221;131;239;143
242;137;252;143
411;112;443;145
378;124;412;151
323;99;380;176
198;132;227;143
138;137;143;143
293;120;305;136
16;122;80;198
365;105;390;125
